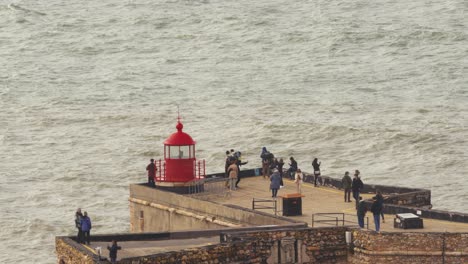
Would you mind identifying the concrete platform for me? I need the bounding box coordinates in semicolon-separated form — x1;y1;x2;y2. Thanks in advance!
85;176;468;261
225;176;468;233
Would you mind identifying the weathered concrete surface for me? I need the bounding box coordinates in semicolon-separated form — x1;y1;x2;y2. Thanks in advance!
224;176;468;233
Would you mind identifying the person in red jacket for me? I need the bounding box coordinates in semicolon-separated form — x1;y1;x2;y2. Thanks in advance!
146;159;157;187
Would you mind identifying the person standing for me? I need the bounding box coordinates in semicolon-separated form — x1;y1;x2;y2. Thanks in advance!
260;147;272;178
270;169;282;198
294;169;304;193
80;211;92;245
371;196;383;232
312;158;321;186
234;151;248;188
146;159;157;187
75;208;84;243
227;159;239;191
224;150;231;177
287;157;298;180
277;158;285;178
107;240;122;264
341;171;352;202
352;170;364;209
376;191;385;223
357;197;367;228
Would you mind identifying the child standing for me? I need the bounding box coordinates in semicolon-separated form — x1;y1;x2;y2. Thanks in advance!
107;240;122;264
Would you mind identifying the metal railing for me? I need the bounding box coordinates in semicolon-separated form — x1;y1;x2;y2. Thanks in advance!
312;213;368;229
187;177;228;199
252;198;278;216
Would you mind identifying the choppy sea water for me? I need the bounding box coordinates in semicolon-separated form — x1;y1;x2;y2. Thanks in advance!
0;0;466;262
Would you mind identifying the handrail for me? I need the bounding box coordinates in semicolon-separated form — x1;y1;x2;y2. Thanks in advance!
312;213;369;229
252;198;278;216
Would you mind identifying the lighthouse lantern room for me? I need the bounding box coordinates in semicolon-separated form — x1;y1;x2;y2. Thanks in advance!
156;117;205;187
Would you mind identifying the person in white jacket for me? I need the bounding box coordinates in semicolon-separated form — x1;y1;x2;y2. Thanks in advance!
294;169;304;193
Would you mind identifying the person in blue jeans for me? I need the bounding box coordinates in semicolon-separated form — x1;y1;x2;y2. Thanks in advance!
371;196;383;232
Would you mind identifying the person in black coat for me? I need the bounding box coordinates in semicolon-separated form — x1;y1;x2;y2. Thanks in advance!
312;158;321;186
351;170;364;209
107;240;122;264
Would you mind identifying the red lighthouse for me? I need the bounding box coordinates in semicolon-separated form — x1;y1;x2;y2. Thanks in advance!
155;117;205;193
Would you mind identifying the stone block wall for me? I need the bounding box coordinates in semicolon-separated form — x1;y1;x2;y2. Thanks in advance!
55;237;98;264
352;230;468;264
129;184;298;233
117;227;348;264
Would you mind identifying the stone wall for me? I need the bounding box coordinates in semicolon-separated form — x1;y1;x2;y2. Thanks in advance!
117;226;348;264
55;237;98;264
352;229;468;264
129;183;299;232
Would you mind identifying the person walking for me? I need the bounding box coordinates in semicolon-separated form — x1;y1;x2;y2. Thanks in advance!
146;159;157;187
270;169;282;198
294;169;304;193
376;191;385;223
352;170;364;209
341;171;352;202
312;158;321;186
75;208;84;243
80;211;92;245
371;196;383;232
287;157;297;180
107;240;122;264
357;197;367;228
227;159;239;191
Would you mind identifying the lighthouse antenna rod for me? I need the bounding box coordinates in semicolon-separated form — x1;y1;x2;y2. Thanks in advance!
177;105;181;123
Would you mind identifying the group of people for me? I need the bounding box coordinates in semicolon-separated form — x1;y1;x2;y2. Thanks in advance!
74;208;122;263
341;170;385;232
259;147;323;196
74;208;92;245
225;149;248;190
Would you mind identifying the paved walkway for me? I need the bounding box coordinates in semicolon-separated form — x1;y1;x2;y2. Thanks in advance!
85;176;468;261
225;176;468;233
